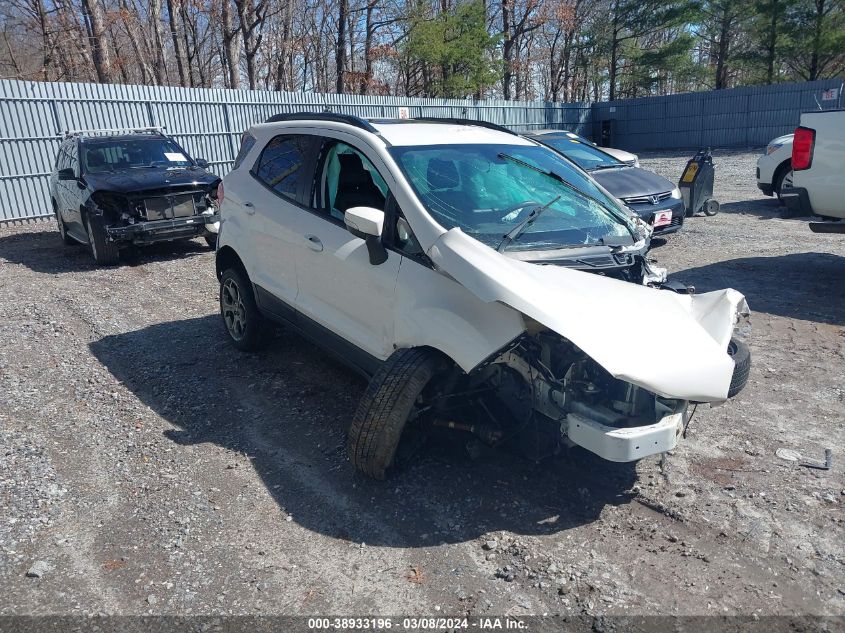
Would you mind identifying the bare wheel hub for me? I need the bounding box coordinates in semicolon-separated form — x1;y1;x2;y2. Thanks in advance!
221;278;247;340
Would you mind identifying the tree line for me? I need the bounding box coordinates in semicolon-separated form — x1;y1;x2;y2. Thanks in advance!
1;0;843;102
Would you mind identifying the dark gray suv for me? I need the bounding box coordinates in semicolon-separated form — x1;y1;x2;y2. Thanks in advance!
50;128;221;264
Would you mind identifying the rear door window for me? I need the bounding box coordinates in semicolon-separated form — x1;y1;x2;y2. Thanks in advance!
253;135;312;201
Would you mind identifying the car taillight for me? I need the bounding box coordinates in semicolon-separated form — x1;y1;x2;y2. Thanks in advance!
792;126;815;171
217;181;224;204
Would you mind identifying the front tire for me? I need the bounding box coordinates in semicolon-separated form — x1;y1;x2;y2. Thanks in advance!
775;167;793;205
84;214;120;265
219;267;267;352
348;347;445;479
727;338;751;398
54;203;75;246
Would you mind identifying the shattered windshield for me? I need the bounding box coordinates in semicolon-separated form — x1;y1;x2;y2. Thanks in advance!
390;143;633;250
81;138;193;173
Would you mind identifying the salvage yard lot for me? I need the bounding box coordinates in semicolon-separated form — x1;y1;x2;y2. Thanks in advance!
0;150;843;617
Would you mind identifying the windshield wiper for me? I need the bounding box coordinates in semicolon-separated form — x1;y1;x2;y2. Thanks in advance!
497;152;634;230
590;163;625;171
496;195;561;252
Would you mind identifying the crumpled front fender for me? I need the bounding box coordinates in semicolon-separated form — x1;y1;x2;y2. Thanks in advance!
428;229;749;402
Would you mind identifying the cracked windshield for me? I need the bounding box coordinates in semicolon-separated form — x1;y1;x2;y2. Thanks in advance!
391;143;633;250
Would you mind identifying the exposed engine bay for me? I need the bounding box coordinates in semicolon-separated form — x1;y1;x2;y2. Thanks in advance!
426;324;689;463
89;186;220;244
91;187;217;223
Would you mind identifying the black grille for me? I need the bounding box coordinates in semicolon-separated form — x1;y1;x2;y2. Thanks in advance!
139;191;208;221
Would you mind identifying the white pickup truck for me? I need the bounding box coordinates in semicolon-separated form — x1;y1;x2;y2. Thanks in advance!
781;109;845;233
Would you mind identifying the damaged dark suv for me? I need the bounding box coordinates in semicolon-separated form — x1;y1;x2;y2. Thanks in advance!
50;128;221;265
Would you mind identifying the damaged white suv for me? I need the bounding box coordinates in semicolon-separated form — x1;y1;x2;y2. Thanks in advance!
216;114;751;479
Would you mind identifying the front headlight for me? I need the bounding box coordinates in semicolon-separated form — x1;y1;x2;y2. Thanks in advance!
91;191;128;211
766;143;783;155
670;186;682;199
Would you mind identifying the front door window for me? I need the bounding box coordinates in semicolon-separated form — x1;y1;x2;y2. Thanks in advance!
319;142;388;221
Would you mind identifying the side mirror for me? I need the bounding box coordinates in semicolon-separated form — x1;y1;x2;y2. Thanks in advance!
195;158;209;168
57;168;75;180
344;206;384;237
344;206;388;265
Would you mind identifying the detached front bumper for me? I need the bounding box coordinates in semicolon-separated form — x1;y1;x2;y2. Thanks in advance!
107;212;219;244
566;411;685;462
628;198;685;235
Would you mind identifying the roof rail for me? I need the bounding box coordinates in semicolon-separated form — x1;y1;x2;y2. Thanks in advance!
412;117;518;136
264;112;380;134
63;126;165;138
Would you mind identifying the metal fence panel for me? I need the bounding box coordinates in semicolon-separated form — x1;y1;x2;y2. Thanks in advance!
1;77;842;222
0;79;589;222
595;79;844;152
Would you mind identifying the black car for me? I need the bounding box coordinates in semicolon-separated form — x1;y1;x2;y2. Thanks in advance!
525;132;686;236
50;128;221;264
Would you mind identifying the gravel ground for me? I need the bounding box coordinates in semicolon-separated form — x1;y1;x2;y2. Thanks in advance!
0;149;843;619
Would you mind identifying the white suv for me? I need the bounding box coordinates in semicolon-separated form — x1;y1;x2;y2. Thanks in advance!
756;133;793;202
215;114;751;479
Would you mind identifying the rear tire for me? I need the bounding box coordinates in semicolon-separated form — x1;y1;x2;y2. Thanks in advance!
348;348;445;480
84;214;120;265
727;338;751;398
219;267;268;352
204;234;217;249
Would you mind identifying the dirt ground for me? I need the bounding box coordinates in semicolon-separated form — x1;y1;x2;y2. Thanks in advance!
0;150;843;620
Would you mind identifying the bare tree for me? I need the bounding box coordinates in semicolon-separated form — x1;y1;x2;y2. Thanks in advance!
501;0;542;99
336;0;349;92
80;0;112;81
166;0;188;86
221;0;241;88
1;0;839;103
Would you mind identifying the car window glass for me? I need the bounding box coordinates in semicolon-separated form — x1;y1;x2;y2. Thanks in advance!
391;143;632;250
81;138;192;173
320;141;388;221
234;132;256;170
536;136;621;170
67;147;79;176
254;135;310;200
395;215;423;255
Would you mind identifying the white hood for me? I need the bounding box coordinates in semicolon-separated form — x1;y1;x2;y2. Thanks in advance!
428;229;749;402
